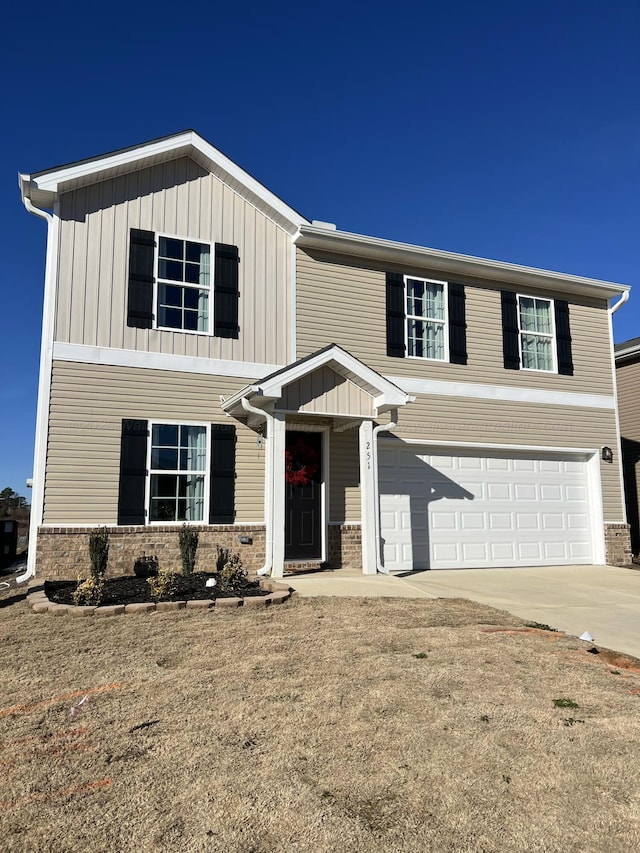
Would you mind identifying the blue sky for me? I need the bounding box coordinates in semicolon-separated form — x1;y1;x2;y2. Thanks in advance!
1;0;638;496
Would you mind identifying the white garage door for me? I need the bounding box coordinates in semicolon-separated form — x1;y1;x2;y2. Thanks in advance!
379;444;594;570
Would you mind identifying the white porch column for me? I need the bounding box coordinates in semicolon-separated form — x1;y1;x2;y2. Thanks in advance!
271;412;287;578
359;419;377;575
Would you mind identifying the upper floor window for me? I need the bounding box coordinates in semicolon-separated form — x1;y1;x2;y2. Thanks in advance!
518;296;555;372
406;277;448;360
157;237;210;333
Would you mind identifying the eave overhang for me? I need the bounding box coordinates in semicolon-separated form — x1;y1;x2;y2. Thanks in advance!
615;337;640;365
19;130;310;235
296;225;631;301
221;344;411;418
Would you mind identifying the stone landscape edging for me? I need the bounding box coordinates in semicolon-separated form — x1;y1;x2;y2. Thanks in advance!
26;578;292;616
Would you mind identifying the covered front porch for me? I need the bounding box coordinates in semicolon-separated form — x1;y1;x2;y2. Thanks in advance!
221;345;410;577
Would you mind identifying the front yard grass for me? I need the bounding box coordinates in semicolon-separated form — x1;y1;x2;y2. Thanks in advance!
1;585;639;852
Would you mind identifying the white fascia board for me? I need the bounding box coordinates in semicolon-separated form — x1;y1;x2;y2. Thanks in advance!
386;374;616;410
614;341;640;363
297;226;631;300
26;131;309;233
52;342;282;380
378;435;599;456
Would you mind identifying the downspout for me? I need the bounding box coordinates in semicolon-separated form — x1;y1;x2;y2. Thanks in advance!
372;410;398;574
241;397;273;576
607;288;631;532
18;191;55;584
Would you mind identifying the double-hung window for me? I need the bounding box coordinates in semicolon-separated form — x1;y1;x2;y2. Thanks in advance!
148;423;208;522
518;296;555;372
156;237;210;333
405;277;448;360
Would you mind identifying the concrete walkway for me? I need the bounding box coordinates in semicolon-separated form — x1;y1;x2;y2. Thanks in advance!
288;565;640;659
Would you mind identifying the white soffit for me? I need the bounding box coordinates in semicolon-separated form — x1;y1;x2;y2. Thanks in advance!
296;225;631;300
20;131;309;234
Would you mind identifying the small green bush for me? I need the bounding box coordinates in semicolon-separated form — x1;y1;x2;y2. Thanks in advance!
147;571;178;601
216;546;247;592
89;527;109;581
73;575;104;607
179;525;199;575
133;553;159;578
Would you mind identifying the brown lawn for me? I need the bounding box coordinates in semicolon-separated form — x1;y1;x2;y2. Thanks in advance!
1;582;639;852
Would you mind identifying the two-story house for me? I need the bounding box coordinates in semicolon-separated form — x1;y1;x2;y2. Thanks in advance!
18;130;632;582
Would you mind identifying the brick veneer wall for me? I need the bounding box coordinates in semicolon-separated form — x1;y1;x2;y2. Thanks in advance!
328;524;362;570
35;525;266;580
604;523;632;566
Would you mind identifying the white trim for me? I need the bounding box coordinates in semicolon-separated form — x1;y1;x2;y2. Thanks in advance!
145;421;210;525
296;225;631;300
328;521;362;525
154;232;212;336
517;293;557;374
385;374;616;410
52;342;281;379
586;452;606;563
22;199;60;582
24;131;309;234
404;276;449;363
377;436;599;455
36;521;267;529
607;299;628;524
290;240;297;361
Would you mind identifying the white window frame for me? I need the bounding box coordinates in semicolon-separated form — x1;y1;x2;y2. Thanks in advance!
154;233;212;336
404;276;449;362
145;420;211;525
517;294;557;373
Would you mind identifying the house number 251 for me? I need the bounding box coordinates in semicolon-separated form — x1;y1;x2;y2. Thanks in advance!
366;441;371;470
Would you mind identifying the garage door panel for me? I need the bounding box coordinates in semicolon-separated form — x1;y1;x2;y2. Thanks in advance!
379;445;593;570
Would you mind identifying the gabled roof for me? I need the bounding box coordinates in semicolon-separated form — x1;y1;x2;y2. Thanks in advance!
19;130;310;235
296;224;631;300
615;336;640;364
222;344;411;417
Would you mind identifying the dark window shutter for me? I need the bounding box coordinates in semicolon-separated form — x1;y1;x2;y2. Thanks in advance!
214;243;240;339
210;424;236;523
127;230;155;328
448;282;467;365
117;419;148;525
501;291;520;370
386;272;405;358
554;299;574;376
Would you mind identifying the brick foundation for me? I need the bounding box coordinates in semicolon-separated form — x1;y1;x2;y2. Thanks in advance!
328;524;362;570
35;525;266;580
604;523;633;566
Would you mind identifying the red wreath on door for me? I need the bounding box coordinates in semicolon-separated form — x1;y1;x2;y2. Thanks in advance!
285;437;319;486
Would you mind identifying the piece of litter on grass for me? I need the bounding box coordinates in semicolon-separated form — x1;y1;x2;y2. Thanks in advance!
70;696;89;718
579;631;594;643
205;578;217;588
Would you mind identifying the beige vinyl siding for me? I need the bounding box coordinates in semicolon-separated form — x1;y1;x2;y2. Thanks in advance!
45;361;265;525
296;248;614;395
55;157;292;365
329;429;361;522
617;360;640;442
277;367;374;417
390;392;623;520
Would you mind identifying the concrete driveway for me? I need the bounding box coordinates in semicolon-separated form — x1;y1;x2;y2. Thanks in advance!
288;564;640;659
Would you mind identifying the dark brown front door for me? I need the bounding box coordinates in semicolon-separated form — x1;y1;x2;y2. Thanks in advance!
285;431;322;560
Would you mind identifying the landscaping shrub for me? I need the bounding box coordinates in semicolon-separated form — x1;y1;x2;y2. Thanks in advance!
216;546;247;592
72;575;104;607
179;525;199;575
147;571;178;601
88;527;109;581
133;553;159;578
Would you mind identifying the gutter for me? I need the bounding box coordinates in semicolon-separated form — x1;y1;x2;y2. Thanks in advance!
372;411;398;574
240;398;273;576
607;289;630;528
18;186;57;584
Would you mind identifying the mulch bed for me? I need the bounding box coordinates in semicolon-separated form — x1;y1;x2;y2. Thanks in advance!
45;572;268;606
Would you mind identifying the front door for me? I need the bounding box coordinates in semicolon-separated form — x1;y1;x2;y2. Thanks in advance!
285;431;322;560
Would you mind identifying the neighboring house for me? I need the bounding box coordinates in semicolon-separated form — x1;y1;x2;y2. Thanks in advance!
615;337;640;558
19;130;632;581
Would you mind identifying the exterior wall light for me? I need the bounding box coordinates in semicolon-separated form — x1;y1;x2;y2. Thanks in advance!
602;446;614;463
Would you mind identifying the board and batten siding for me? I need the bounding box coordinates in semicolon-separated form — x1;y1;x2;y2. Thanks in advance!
55;157;292;365
329;429;361;523
45;361;265;525
296;248;615;395
277;367;374;417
